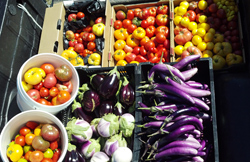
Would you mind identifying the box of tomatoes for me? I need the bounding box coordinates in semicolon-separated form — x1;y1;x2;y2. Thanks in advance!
109;0;175;67
172;0;245;71
38;0;112;67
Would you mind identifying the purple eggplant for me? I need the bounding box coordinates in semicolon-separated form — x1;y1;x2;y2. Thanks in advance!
81;90;100;112
72;100;93;123
158;140;202;153
181;67;199;81
114;101;125;116
64;143;86;162
99;66;120;99
173;54;200;70
120;76;135;106
89;74;105;91
98;100;114;117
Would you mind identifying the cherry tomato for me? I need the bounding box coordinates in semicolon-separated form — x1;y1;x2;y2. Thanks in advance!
127;24;137;34
140;20;149;29
57;91;71;104
50;141;58;150
29;151;44;162
42;158;53;162
82;26;92;33
122;19;132;29
52;149;61;162
40;63;55;74
126;9;134;20
44;148;54;159
25;133;36;145
74;33;80;40
87;42;96;51
76;12;85;19
132;46;140;55
114;20;123;29
26;121;39;130
52;97;61;106
87;33;96;42
24;151;33;161
49;87;59;97
155;33;166;44
33;81;44;90
20;127;31;136
37;98;49;105
40;87;49;98
15;135;25;147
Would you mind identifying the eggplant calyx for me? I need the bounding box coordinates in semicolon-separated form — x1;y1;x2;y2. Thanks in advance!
72;100;81;112
79;83;90;92
122;76;129;86
108;66;120;79
67;143;77;151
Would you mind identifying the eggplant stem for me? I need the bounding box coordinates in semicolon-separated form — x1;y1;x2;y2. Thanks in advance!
147;129;169;137
159;51;164;64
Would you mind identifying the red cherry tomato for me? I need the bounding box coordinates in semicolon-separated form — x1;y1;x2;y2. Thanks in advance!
122;19;132;29
76;12;85;19
19;126;31;136
114;20;123;29
40;63;55;74
37;98;49;105
57;91;71;104
15;135;25;146
26;121;39;130
40;87;49;98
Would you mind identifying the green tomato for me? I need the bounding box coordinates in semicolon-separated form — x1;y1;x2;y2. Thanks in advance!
18;158;28;162
44;148;54;159
23;145;33;154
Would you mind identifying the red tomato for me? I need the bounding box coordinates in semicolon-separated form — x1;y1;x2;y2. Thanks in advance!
57;91;71;104
82;26;92;33
155;33;166;44
146;16;156;26
132;46;140;55
140;46;147;56
26;121;39;130
20;126;31;136
37;98;49;105
114;20;123;29
68;40;77;47
156;14;169;26
77;37;83;44
127;9;134;20
135;55;147;62
67;13;77;22
40;63;55;74
145;26;156;38
155;26;169;38
43;73;57;89
50;141;58;150
156;5;169;14
87;33;96;42
149;56;159;63
52;149;61;162
174;26;192;45
125;53;136;63
25;151;33;161
15;135;25;146
184;10;196;22
34;81;44;90
87;42;96;51
181;46;202;59
27;89;40;101
148;7;157;17
49;87;59;97
76;12;85;19
29;151;44;162
127;24;137;34
122;19;132;29
140;36;150;46
140;20;149;29
41;158;53;162
40;87;49;98
134;8;142;17
144;40;156;51
74;33;80;40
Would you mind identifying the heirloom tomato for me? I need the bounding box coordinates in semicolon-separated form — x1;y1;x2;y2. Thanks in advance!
7;144;23;161
134;8;141;17
27;89;40;101
183;10;196;22
127;24;137;34
181;46;202;59
40;63;54;74
24;68;45;85
155;33;166;44
133;27;146;40
54;65;72;82
29;150;44;162
146;16;156;26
146;26;156;38
114;28;129;40
148;7;157;17
116;60;127;66
140;20;149;29
126;35;140;48
156;14;169;26
174;26;192;45
87;42;96;51
114;40;126;50
140;36;150;46
155;26;169;38
156;5;168;14
68;13;77;22
114;49;126;61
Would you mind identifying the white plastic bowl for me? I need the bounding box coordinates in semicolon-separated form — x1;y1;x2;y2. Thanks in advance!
0;110;68;162
16;53;79;115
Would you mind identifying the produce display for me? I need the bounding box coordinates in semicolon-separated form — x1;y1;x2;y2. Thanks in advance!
64;66;136;161
112;4;171;66
136;55;215;161
6;121;62;162
22;63;73;106
62;1;107;66
173;0;243;70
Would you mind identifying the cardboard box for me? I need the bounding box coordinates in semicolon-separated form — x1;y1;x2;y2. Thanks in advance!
38;0;112;67
109;0;175;67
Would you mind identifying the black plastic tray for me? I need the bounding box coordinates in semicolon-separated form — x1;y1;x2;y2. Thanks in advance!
136;58;219;162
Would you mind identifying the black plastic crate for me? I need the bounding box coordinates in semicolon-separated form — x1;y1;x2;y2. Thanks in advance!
135;58;219;162
62;64;140;162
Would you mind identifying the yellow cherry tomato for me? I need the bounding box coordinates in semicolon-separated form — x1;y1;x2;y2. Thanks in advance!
202;50;213;58
184;41;194;50
180;1;189;9
198;15;207;23
7;144;23;162
114;40;126;50
192;35;203;45
44;148;54;159
174;45;184;56
130;61;139;65
114;49;126;62
188;22;198;31
176;6;187;16
174;7;179;14
198;0;208;10
204;33;214;42
192;29;198;35
206;42;215;50
199;23;210;31
116;60;127;66
197;42;207;51
174;16;183;26
196;28;206;37
180;17;190;28
208;28;216;35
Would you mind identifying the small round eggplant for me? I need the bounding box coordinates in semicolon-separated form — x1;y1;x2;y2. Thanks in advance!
82;90;100;112
90;74;105;91
120;82;135;106
98;100;114;117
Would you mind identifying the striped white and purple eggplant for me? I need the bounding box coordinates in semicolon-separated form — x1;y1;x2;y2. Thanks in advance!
90;151;110;162
80;138;101;159
119;113;135;137
97;113;119;138
104;131;127;156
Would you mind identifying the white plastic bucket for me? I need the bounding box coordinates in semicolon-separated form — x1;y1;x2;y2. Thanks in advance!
0;110;68;162
16;53;79;115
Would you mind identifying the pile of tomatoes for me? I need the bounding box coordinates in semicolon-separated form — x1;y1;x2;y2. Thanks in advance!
113;4;171;65
22;63;73;106
7;121;61;162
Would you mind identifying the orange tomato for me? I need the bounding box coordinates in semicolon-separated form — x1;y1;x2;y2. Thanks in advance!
57;91;71;104
25;133;36;145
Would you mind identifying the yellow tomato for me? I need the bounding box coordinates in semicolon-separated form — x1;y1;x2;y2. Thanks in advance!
208;28;216;35
192;35;202;45
198;0;208;10
188;22;197;31
116;60;127;66
198;15;207;23
202;50;213;58
197;42;207;51
130;61;139;65
114;40;126;50
174;45;184;56
174;16;183;26
192;29;198;35
176;6;187;16
204;32;214;42
114;49;126;61
206;42;214;50
180;1;189;9
199;23;210;31
180;17;190;28
184;41;194;50
174;7;179;13
196;28;206;37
